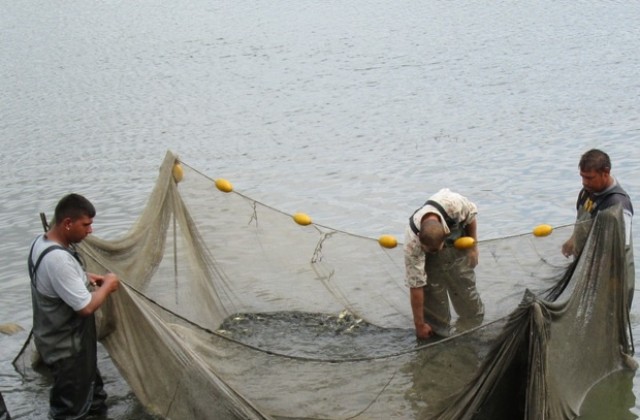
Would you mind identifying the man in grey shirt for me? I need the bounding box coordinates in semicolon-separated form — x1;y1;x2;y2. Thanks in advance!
28;193;120;419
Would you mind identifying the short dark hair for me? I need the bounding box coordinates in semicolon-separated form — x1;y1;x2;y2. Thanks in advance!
579;149;611;172
54;193;96;225
419;219;445;251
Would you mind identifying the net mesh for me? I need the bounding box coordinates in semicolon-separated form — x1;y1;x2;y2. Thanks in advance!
14;150;636;419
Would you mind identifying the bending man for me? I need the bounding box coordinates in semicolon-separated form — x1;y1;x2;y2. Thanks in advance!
404;188;484;339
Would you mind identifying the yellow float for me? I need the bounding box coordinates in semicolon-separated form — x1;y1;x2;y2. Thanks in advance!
378;234;398;249
215;178;233;193
293;212;312;226
533;224;553;237
172;163;184;183
453;236;476;250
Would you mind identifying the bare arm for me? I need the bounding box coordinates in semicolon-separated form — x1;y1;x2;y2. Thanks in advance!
465;218;477;240
465;218;479;267
410;287;433;339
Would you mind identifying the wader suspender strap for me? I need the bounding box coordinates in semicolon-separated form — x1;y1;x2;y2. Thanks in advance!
409;199;455;235
576;189;587;211
28;242;68;287
577;188;629;215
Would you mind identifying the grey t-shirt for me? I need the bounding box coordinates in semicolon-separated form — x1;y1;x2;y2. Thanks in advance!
30;235;91;311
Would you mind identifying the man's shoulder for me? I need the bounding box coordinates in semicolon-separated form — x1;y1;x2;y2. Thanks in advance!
430;189;476;212
606;180;631;199
32;240;80;278
602;191;632;207
36;245;89;304
598;183;633;214
31;240;71;263
429;189;471;206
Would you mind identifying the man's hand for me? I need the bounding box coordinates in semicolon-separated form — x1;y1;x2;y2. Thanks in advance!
79;273;120;317
88;273;103;287
415;322;434;340
100;273;120;294
88;272;119;292
562;238;575;258
467;247;479;268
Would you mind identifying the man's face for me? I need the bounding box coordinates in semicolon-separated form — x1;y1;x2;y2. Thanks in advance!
65;215;94;243
580;169;609;193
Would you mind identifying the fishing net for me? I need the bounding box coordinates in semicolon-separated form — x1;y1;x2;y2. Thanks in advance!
14;150;635;419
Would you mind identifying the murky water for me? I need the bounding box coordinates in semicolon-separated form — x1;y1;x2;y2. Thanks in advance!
1;0;639;417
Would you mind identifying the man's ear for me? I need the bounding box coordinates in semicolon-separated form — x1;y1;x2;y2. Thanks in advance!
62;217;73;230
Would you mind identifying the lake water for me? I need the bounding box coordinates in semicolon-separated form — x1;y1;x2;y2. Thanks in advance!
1;0;639;418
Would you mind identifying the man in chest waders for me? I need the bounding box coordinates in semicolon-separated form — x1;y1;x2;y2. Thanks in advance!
562;149;635;309
404;188;485;339
28;193;120;419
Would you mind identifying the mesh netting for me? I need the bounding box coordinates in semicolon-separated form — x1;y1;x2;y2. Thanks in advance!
14;151;636;419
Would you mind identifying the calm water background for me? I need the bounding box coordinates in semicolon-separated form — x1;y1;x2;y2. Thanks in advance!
1;0;639;418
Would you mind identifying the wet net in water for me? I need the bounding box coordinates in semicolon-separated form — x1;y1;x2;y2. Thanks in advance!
14;151;636;419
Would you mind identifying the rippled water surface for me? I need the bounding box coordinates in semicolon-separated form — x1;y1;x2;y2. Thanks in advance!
1;0;639;418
